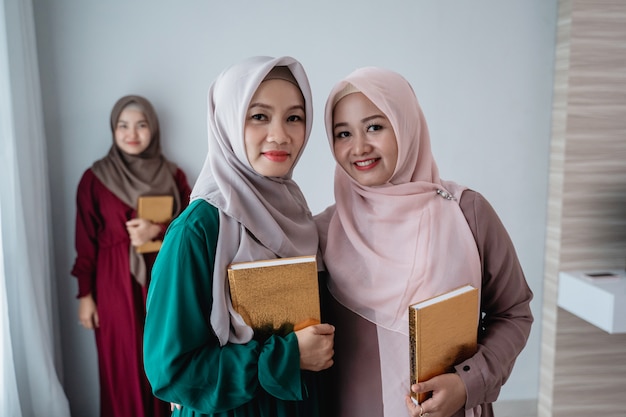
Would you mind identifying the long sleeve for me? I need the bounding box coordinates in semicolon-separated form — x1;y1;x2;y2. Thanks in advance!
71;169;102;297
143;200;307;416
455;191;534;410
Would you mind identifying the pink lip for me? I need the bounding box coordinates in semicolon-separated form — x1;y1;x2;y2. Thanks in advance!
353;158;380;171
263;150;290;162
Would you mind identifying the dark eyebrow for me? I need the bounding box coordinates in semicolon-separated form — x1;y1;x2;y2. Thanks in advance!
247;103;305;113
117;117;147;124
361;114;385;123
248;102;272;111
333;114;385;130
288;104;306;113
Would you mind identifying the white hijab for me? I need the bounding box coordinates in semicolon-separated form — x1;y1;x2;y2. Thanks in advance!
191;56;319;346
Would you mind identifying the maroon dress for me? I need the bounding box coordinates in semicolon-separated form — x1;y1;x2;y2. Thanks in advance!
71;168;191;417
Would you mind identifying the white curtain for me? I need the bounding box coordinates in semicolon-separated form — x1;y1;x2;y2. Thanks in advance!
0;0;71;416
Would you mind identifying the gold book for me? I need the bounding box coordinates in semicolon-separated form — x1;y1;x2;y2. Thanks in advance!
227;255;321;333
135;195;174;254
409;284;479;404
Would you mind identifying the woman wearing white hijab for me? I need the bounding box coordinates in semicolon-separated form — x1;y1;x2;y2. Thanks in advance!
143;56;334;417
315;67;533;417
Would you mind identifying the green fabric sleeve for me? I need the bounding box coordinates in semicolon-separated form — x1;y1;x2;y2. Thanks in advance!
258;332;302;400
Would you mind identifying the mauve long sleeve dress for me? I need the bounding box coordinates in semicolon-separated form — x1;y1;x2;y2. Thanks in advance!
322;190;534;417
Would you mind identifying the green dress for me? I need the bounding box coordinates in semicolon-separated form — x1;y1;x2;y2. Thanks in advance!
143;200;327;417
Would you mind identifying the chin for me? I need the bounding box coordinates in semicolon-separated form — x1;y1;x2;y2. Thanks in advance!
254;163;293;178
354;177;386;187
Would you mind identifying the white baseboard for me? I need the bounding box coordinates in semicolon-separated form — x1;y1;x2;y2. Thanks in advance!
492;399;537;417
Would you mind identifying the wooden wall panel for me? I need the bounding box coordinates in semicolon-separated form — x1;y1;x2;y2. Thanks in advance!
540;1;626;416
538;0;571;415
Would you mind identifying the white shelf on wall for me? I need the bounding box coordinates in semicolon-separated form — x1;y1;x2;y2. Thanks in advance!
557;269;626;334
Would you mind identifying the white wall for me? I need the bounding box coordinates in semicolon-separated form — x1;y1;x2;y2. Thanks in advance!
32;1;557;415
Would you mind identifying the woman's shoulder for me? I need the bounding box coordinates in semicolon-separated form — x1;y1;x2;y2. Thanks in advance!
78;167;96;182
459;189;498;221
313;204;336;227
173;166;188;181
170;199;220;233
163;200;221;256
459;188;511;250
76;167;107;195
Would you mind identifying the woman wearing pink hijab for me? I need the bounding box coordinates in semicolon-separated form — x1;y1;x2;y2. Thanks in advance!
315;67;533;417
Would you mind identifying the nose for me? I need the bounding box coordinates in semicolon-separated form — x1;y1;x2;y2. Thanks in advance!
352;132;372;155
267;121;290;145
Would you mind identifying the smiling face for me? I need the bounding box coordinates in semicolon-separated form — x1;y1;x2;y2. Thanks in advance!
114;105;152;155
244;78;306;177
332;92;398;186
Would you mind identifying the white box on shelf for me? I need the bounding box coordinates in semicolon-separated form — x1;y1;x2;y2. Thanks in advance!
557;269;626;334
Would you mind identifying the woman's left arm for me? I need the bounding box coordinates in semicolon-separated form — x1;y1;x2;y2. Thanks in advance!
455;191;534;408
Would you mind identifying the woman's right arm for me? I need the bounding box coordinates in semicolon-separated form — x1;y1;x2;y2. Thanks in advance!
78;293;99;328
72;170;102;328
71;170;100;296
71;171;99;295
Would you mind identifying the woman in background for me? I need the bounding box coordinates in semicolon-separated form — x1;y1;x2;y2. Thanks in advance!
316;67;533;417
72;94;191;417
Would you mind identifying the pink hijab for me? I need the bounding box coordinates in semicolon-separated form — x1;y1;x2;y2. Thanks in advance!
317;67;482;415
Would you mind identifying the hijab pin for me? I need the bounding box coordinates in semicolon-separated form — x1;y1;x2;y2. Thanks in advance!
436;189;457;201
